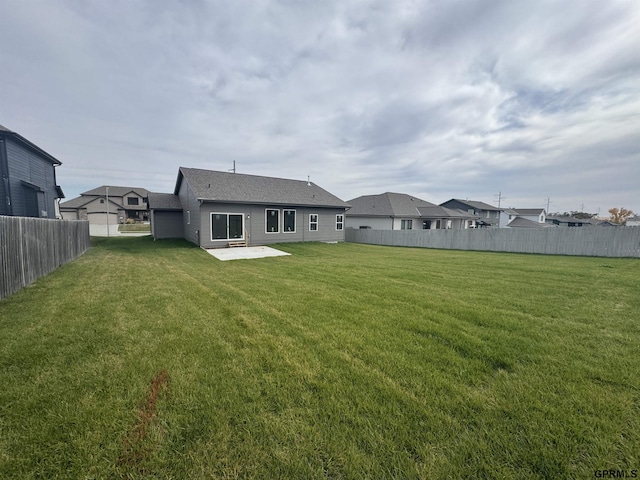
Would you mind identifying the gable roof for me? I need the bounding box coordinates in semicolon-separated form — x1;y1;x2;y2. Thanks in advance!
148;192;183;211
416;205;478;219
0;124;62;166
443;199;502;211
60;195;123;210
511;208;545;216
346;192;437;217
81;185;149;197
507;216;551;228
175;167;348;208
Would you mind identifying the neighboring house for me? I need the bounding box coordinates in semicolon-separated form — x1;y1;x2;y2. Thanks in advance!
149;167;349;248
504;208;549;228
546;215;593;227
625;216;640;227
0;124;65;218
60;186;149;235
440;199;503;227
345;192;477;230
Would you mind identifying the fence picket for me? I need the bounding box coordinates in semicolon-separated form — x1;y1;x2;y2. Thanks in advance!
0;217;90;300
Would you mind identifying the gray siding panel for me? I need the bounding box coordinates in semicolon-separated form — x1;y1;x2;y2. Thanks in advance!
178;180;200;244
198;202;346;248
152;210;183;239
5;139;57;218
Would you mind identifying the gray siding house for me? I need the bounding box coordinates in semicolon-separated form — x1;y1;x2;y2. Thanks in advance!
149;167;349;248
440;199;503;227
346;192;477;230
0;125;64;218
60;186;150;236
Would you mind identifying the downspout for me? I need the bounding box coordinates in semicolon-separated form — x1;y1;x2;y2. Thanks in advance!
0;138;13;215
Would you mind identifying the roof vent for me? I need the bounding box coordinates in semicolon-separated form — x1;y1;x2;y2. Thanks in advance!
307;175;311;186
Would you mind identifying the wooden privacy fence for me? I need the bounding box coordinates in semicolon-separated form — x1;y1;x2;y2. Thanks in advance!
0;217;90;300
345;227;640;258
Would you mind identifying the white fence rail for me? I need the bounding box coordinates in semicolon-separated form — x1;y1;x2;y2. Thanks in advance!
345;227;640;258
0;217;90;300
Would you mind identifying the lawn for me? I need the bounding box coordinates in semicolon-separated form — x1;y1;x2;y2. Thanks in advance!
0;237;638;479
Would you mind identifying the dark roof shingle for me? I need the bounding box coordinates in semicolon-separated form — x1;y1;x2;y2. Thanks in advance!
176;167;348;208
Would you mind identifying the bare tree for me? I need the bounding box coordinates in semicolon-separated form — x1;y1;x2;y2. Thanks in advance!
608;207;635;225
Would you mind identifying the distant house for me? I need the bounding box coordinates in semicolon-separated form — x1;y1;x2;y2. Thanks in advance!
149;167;349;248
440;199;503;227
60;186;149;235
504;208;549;228
345;192;477;230
626;216;640;227
546;215;593;227
0;124;65;218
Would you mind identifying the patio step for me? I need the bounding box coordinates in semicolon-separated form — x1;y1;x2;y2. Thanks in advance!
228;241;248;248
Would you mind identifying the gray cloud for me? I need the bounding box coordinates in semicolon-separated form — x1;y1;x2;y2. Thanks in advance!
0;0;638;214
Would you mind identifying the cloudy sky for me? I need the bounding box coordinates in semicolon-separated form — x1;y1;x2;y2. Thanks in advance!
1;0;638;215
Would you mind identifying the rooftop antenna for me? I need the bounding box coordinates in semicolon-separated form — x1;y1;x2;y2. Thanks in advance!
228;160;236;173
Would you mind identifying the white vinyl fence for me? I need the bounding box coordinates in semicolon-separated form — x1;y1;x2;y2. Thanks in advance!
0;217;90;300
345;227;640;258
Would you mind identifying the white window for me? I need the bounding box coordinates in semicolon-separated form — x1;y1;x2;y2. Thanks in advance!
283;209;296;232
266;209;279;233
401;219;412;230
211;213;244;241
309;214;318;231
336;214;344;230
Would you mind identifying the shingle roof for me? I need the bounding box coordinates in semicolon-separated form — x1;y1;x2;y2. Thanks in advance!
445;199;502;211
148;192;182;210
176;167;348;208
417;206;478;219
81;185;149;197
59;196;93;209
346;192;437;217
0;124;62;165
511;208;545;215
507;216;550;228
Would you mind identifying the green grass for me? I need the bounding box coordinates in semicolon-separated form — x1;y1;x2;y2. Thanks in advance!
118;223;151;232
1;237;639;479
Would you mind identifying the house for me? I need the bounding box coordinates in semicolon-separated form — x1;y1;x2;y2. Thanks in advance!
440;199;503;227
625;216;640;227
149;167;349;248
345;192;477;230
504;208;549;228
545;215;593;227
0;124;65;218
60;186;149;235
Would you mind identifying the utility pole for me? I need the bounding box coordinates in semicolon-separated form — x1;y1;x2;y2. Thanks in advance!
494;191;505;208
545;197;551;212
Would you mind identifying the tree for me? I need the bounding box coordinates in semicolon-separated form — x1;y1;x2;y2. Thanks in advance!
608;207;635;225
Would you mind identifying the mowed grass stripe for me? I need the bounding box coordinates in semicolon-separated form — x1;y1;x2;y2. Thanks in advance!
0;237;638;478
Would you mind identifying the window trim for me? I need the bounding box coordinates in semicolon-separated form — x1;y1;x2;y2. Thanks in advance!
265;208;280;234
283;209;296;233
210;212;245;242
336;214;344;231
309;213;319;231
